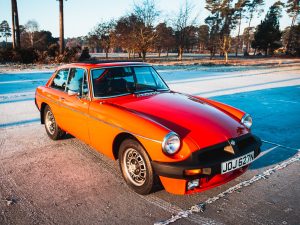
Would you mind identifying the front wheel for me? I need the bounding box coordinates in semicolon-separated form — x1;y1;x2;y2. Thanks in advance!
118;139;154;195
44;105;65;140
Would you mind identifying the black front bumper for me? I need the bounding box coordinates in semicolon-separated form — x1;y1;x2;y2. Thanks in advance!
152;133;261;179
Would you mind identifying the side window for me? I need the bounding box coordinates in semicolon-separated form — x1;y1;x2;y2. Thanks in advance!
51;69;69;91
66;68;88;98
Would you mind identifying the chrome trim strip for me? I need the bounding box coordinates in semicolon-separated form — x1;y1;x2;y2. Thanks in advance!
36;92;162;144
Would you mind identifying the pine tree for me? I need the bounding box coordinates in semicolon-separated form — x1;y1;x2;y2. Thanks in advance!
244;0;265;54
252;1;284;55
286;0;300;53
0;20;12;47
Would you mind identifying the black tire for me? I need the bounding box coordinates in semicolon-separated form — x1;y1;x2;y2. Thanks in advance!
44;105;65;140
118;139;154;195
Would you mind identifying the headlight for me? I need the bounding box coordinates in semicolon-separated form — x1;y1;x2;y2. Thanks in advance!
241;113;252;129
162;132;181;155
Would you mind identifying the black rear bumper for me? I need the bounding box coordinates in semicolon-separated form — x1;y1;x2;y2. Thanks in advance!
152;133;261;179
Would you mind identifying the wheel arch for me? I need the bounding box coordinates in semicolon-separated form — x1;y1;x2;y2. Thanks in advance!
40;102;48;124
112;132;149;160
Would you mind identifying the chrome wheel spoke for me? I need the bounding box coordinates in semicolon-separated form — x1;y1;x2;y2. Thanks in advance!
123;148;147;186
45;111;56;135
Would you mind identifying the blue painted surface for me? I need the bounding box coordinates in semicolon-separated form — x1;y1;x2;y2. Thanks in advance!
0;72;52;94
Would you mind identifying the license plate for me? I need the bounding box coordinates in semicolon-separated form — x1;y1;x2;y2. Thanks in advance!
221;151;255;174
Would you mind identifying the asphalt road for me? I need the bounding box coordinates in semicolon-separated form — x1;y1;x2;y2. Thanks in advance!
0;65;299;225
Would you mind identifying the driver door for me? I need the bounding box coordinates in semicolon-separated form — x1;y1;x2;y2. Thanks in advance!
60;68;90;143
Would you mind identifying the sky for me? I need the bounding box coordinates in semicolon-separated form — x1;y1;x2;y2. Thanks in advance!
0;0;292;39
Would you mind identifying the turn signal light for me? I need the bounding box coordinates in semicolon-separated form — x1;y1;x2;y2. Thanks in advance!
184;168;212;176
185;169;202;176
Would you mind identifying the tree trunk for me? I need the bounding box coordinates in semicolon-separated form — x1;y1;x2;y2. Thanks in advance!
59;0;64;55
128;50;131;59
158;49;161;58
235;11;242;57
245;14;253;54
178;47;183;61
225;51;228;64
11;0;16;49
142;51;146;61
12;0;20;48
166;49;169;58
105;51;108;59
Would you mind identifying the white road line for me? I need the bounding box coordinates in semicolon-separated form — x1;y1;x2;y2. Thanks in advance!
261;140;300;151
0;79;47;84
140;195;220;225
255;146;279;160
277;100;299;104
154;152;300;225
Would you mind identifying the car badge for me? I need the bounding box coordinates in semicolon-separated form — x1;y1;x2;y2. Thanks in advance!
224;140;236;154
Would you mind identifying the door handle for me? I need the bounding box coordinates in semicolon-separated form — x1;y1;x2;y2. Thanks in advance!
59;97;65;101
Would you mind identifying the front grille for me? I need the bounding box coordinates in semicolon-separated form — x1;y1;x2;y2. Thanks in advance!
189;133;259;167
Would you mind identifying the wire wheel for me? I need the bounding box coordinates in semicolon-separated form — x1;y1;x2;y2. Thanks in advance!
123;148;147;186
45;110;56;135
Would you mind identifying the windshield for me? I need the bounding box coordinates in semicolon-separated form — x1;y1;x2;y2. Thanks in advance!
91;66;169;98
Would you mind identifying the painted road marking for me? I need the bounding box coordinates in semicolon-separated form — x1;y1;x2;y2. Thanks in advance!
262;140;299;151
0;118;40;128
0;79;47;84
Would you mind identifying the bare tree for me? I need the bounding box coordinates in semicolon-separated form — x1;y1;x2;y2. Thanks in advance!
174;0;197;60
24;20;39;47
113;14;141;59
91;20;115;58
133;0;160;60
11;0;21;49
154;23;175;57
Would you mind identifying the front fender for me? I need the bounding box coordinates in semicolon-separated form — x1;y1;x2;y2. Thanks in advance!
194;96;245;121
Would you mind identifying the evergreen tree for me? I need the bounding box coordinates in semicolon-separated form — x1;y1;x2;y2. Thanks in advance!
0;20;12;47
205;0;240;63
244;0;265;54
252;1;284;55
286;0;300;53
199;25;209;52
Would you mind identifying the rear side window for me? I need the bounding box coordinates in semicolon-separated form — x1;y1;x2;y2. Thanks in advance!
66;68;89;98
51;69;69;91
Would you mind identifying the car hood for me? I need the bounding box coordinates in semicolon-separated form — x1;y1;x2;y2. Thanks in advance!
109;92;248;149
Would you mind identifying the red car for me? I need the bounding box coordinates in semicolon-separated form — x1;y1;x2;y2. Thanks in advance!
35;62;261;195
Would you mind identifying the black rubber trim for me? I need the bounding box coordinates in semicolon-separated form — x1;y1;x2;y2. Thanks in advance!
152;134;261;179
34;97;39;110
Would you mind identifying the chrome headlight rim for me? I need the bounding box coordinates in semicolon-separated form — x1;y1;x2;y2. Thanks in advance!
162;131;181;155
241;113;252;129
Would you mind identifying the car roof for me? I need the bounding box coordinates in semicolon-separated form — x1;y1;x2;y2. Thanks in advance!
57;61;150;70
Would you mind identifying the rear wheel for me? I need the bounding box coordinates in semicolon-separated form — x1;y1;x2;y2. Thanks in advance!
119;139;154;195
44;105;65;140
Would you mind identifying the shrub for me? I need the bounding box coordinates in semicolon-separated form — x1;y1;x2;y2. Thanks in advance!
78;47;91;61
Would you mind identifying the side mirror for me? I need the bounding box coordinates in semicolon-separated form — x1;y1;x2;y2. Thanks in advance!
68;90;80;97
